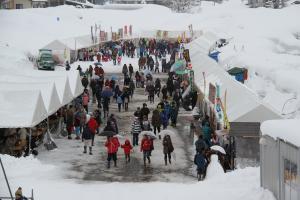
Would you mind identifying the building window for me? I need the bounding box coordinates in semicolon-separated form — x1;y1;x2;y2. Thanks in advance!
15;4;23;9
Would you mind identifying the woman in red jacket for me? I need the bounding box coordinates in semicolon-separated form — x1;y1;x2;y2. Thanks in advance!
121;139;133;163
105;136;120;168
141;135;152;166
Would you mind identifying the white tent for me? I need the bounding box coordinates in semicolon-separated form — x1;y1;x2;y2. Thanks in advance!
11;69;84;98
0;81;61;115
0;90;48;128
21;69;83;98
0;73;73;106
188;33;281;123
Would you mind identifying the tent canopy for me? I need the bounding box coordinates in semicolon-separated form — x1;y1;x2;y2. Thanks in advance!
43;35;98;51
0;90;48;128
0;81;61;115
189;32;281;123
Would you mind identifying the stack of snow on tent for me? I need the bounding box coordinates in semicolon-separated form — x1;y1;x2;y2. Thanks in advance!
186;31;282;168
0;69;83;156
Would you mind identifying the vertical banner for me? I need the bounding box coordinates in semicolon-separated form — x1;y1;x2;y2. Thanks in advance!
91;26;94;43
124;25;128;36
129;25;132;36
118;28;123;39
100;31;105;42
188;24;193;38
203;72;206;99
183;49;190;62
208;83;216;104
163;31;168;39
156;30;162;38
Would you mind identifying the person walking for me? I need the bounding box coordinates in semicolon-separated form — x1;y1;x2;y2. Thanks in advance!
141;115;151;131
131;117;141;146
128;64;134;79
82;114;97;155
117;94;123;112
105;136;120;168
89;114;99;147
141;135;152;166
66;105;74;140
194;150;208;181
170;101;179;127
151;109;161;135
140;103;150;121
82;90;89;112
122;64;128;78
162;134;174;165
121;139;133;163
155;78;161;97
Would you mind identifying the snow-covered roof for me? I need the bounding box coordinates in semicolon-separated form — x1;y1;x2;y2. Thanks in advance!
189;32;282;123
0;71;74;106
0;90;48;128
261;119;300;147
0;81;61;115
43;35;98;51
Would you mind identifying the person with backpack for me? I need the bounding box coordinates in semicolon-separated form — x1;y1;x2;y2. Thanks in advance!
141;115;151;131
105;136;120;168
194;150;208;181
131;117;141;146
121;139;133;163
141;135;152;166
162;134;174;165
82;114;98;155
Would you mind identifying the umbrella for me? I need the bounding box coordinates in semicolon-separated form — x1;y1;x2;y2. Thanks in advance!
94;62;103;66
101;89;113;97
159;129;176;137
111;74;118;81
210;145;226;155
140;131;157;139
175;69;189;75
170;60;185;72
143;69;152;76
99;131;117;137
91;74;100;80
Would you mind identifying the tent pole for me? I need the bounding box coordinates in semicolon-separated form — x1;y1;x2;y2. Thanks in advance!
29;128;32;155
0;157;13;199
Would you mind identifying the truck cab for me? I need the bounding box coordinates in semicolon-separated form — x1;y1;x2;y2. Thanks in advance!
37;49;55;71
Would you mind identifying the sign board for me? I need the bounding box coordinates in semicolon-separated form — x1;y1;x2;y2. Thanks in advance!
208;83;216;104
183;49;191;62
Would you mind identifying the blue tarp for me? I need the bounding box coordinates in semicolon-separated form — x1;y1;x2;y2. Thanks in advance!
209;51;221;62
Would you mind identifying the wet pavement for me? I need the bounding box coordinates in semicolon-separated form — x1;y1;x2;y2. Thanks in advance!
39;72;197;183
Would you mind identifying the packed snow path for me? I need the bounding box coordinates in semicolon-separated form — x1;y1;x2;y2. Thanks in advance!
38;72;196;182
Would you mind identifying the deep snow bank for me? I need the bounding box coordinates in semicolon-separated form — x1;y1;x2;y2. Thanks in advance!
0;154;275;200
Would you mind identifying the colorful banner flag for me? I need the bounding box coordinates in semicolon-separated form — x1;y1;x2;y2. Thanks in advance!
156;30;162;38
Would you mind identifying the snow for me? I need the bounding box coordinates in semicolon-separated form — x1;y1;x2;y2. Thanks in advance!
260;119;300;147
0;90;48;128
0;154;275;200
206;154;225;179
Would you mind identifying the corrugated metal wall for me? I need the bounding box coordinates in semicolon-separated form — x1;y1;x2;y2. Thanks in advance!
261;136;300;200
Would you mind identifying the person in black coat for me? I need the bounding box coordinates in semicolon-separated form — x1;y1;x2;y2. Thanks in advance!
140;103;150;121
128;64;134;79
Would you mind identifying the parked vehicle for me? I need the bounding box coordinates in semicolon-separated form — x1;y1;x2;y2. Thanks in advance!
37;49;55;71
